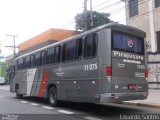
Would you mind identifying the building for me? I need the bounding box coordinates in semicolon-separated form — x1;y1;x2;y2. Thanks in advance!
122;0;160;82
18;28;80;55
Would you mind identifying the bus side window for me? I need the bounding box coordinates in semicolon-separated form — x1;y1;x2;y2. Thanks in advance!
17;58;23;70
54;46;61;63
26;56;31;68
41;50;47;65
16;60;18;71
17;60;19;70
30;55;35;68
63;40;76;62
93;34;98;56
62;44;66;62
47;47;54;64
35;52;41;66
23;57;26;69
84;34;98;58
76;38;83;59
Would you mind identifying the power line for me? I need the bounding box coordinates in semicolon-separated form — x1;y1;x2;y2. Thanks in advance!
95;1;122;11
0;43;13;52
42;0;154;40
92;0;110;9
107;0;160;22
109;0;150;14
39;0;156;39
47;1;124;34
50;3;160;45
126;6;160;21
96;0;147;12
92;0;160;23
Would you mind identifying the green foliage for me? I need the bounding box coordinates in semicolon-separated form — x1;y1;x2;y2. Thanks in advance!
0;62;7;80
75;11;113;31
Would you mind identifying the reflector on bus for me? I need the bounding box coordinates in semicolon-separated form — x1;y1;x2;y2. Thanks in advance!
106;67;112;76
145;69;148;78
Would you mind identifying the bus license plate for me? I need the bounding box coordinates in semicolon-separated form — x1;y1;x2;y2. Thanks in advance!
128;84;136;90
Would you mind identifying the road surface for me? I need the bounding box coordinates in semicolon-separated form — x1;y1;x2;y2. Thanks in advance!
0;90;160;120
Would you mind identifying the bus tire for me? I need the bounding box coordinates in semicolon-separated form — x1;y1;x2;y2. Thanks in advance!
16;88;23;99
48;87;58;107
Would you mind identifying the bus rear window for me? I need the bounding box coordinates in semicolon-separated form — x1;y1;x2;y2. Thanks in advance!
112;31;144;54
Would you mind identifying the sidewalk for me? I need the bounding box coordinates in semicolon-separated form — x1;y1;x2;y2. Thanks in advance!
0;85;10;91
123;89;160;108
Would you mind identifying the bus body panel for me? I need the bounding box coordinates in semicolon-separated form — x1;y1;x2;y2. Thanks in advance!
98;29;112;94
111;56;148;93
46;57;100;102
10;69;27;95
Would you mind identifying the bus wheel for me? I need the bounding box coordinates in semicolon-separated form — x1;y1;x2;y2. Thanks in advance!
16;88;23;99
48;87;57;107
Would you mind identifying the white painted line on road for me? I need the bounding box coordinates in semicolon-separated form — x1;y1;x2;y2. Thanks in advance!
124;101;138;104
30;103;39;106
84;116;103;120
20;101;29;104
58;110;74;114
130;101;138;104
42;106;54;110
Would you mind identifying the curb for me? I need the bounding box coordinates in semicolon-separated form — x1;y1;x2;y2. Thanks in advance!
122;101;160;109
0;88;10;91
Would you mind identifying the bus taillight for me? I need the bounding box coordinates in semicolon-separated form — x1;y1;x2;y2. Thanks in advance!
106;67;112;76
145;69;148;77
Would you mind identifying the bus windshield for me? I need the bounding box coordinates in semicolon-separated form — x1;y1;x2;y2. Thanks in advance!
112;31;144;54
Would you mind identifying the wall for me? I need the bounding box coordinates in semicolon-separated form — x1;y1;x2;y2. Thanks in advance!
124;0;160;82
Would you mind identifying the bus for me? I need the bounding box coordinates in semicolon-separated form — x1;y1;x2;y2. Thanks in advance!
10;23;148;106
0;62;7;84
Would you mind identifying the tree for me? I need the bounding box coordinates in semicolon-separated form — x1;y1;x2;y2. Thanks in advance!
75;11;113;31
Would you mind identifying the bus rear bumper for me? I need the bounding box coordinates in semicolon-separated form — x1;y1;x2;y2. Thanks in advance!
99;91;148;103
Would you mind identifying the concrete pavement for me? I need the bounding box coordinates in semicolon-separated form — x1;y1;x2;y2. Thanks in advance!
0;85;10;91
123;89;160;108
0;85;160;109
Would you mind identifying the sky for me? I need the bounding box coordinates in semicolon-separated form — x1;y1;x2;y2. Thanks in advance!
0;0;125;59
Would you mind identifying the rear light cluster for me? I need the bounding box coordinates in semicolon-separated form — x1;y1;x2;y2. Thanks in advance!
106;67;112;76
106;67;148;78
145;69;148;78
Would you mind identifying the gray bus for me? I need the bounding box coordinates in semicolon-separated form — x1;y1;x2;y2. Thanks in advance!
10;23;148;106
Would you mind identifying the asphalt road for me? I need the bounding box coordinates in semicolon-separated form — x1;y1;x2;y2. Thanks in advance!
0;90;160;120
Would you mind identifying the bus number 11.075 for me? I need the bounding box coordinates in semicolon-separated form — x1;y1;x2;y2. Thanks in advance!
84;63;97;71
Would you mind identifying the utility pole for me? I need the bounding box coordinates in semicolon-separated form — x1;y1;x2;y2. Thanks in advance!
84;0;88;31
6;35;17;59
90;0;93;29
84;0;87;12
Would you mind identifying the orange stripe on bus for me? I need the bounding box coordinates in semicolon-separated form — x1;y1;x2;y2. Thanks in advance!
38;68;48;97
